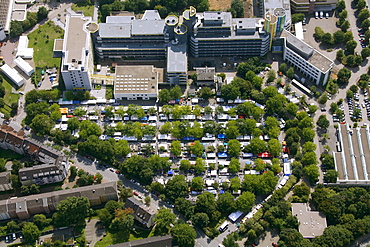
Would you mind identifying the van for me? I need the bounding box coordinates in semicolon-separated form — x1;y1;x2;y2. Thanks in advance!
219;221;229;232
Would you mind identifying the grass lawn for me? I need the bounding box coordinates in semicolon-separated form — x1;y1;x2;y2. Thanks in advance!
95;228;153;247
0;149;23;160
2;78;20;105
28;21;64;69
72;1;94;17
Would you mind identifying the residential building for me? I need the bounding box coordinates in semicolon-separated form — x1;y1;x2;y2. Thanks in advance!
108;235;173;247
59;14;94;90
195;67;218;86
290;0;337;13
0;182;118;220
113;65;159;100
18;162;68;186
0;172;13;192
292;203;327;238
125;197;156;228
279;30;333;86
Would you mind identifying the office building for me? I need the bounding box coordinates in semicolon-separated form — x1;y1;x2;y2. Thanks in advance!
114;65;159;100
280;30;333;86
190;12;270;57
59;14;94;90
290;0;337;13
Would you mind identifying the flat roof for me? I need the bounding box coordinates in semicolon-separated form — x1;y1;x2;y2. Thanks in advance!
264;0;291;26
114;65;158;94
131;20;165;35
63;15;91;69
11;9;26;21
98;23;131;38
106;15;135;23
292;203;327;238
308;50;334;73
0;0;12;31
167;42;187;73
53;39;63;51
141;10;161;21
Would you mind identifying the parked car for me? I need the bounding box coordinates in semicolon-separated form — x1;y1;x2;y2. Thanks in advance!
320;11;324;19
325;12;329;18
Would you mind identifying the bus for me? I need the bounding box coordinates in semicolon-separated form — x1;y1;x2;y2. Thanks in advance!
291;79;313;96
219;221;229;232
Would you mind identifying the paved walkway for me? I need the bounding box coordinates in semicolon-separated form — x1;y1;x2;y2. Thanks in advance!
85;219;105;247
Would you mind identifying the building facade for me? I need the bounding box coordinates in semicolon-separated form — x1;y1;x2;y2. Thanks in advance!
0;182;118;220
60;14;94;90
280;30;333;86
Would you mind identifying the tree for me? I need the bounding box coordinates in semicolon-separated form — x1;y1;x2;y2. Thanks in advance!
11;160;23;174
228;139;241;157
340;20;350;32
318;92;328;104
22;222;40;243
120;187;134;201
346;40;357;53
170;140;182;157
246;137;267;154
230;176;241;192
165;175;188;200
228;158;240;174
361;19;370;29
191;177;204;191
333;30;345;44
180;160;191;171
198;87;213;99
154;209;176;235
217;192;237;214
359;9;370;21
33;214;52;230
336;0;346;11
286;102;299;116
229;0;244;18
302;152;318;166
314;26;325;40
194;158;206;174
172;223;196;247
325;170;338;183
291;13;305;24
279;63;287;73
267;70;276;83
10;21;23;37
313;225;353;247
191;141;204;157
361;47;370;59
286;67;294;79
30;114;54;136
191;212;209;228
95;173;103;183
67;117;80;131
109;209;134;236
236;191;255;212
267;139;281;157
337;68;351;85
308;104;318;114
37;6;48;21
304;164;320;185
337;49;345;61
158;89;171;104
54;197;90;226
278;228;304;247
221;84;240;100
322;33;334;45
169;85;182;99
317;115;330;129
303;141;316;153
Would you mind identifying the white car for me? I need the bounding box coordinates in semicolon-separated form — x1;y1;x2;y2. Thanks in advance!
325;12;329;18
315;12;319;19
320;11;324;19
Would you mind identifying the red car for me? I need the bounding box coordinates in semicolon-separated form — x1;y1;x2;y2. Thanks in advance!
133;191;139;196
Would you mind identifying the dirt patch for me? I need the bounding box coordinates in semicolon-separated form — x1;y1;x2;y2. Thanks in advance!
209;0;232;11
244;0;254;18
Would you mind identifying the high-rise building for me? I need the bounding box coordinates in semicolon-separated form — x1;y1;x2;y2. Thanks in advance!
59;15;94;90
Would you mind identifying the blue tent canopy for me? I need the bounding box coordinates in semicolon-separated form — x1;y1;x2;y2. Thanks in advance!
168;169;174;175
218;152;228;158
183;136;195;141
218;134;226;139
141;117;148;121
